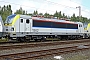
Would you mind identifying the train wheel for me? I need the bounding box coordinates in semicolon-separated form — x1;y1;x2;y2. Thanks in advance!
41;37;46;42
17;38;20;42
35;39;38;42
65;37;69;40
57;36;62;40
17;38;24;42
24;36;30;42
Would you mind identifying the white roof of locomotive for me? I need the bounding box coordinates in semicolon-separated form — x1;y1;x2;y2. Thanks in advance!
20;15;32;19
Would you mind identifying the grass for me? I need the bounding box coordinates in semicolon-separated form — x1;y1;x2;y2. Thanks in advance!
66;55;89;60
0;38;8;42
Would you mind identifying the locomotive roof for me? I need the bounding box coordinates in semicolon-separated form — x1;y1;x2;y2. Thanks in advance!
17;15;81;24
20;15;32;19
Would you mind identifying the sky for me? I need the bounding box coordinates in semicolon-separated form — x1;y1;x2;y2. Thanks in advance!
0;0;90;18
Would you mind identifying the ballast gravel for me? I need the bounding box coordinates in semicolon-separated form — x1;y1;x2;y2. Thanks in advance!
40;49;90;60
0;42;90;56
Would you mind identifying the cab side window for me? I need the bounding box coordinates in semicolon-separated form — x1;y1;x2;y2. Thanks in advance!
81;25;82;27
26;19;29;24
79;24;82;27
79;25;81;27
21;19;23;23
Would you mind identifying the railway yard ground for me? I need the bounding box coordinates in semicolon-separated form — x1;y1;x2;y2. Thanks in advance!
0;39;8;42
40;49;90;60
0;39;90;60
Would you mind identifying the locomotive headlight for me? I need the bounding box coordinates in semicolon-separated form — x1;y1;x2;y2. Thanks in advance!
11;27;14;31
6;29;8;31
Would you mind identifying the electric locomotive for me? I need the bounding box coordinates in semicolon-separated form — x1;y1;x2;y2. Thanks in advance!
4;14;85;42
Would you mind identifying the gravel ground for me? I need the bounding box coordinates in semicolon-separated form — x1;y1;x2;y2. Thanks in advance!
39;49;90;60
0;42;90;55
63;49;90;60
0;42;90;60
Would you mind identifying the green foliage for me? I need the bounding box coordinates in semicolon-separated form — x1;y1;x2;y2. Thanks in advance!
14;7;26;14
0;5;12;22
44;12;50;18
58;11;62;18
0;5;90;23
71;13;90;23
66;55;89;60
33;10;38;15
38;13;43;15
54;11;59;18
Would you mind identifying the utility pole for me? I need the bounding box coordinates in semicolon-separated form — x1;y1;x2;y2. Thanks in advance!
76;6;81;22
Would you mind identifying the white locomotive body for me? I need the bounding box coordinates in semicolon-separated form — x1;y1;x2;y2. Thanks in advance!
4;14;85;41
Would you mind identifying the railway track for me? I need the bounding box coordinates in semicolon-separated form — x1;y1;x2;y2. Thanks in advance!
0;44;90;60
0;39;90;50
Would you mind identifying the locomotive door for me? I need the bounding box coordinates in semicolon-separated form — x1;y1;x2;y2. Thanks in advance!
25;19;31;32
20;18;25;32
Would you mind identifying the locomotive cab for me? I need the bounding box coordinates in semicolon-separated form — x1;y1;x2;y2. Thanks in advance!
4;14;16;38
4;14;32;40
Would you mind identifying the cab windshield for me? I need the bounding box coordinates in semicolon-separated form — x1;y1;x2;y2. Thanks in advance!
5;14;16;24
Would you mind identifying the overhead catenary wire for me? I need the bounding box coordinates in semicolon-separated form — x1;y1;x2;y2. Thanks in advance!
43;0;90;18
0;0;77;15
0;0;88;13
69;0;90;9
0;0;90;17
0;0;56;13
43;0;90;13
69;0;90;13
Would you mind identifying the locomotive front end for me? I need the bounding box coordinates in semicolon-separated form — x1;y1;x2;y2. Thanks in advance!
4;14;16;39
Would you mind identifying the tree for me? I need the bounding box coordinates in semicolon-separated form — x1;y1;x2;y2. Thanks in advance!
0;5;90;23
38;13;43;15
62;13;65;18
82;17;88;23
54;11;59;18
33;10;38;15
44;12;50;18
58;11;62;18
0;5;12;22
14;7;26;14
27;13;33;16
71;13;77;22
